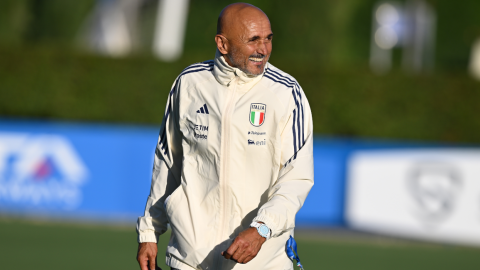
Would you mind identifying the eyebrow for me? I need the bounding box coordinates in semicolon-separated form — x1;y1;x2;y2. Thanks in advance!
249;33;274;41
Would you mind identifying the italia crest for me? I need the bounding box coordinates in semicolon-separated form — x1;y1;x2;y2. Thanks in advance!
249;103;266;127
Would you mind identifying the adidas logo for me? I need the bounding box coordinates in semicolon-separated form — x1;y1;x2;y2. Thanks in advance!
196;104;209;114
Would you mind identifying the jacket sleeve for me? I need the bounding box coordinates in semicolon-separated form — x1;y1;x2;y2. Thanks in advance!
136;78;183;243
253;84;314;238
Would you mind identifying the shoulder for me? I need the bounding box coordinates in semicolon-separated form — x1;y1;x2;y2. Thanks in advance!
262;64;307;108
176;60;215;82
168;60;214;99
263;63;301;90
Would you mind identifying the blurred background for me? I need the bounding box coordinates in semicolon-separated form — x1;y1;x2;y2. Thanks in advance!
1;0;480;269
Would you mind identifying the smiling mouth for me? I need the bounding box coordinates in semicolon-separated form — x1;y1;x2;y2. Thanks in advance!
249;56;264;62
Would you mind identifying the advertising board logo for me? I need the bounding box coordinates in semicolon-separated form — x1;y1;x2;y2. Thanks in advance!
0;132;88;209
407;162;462;225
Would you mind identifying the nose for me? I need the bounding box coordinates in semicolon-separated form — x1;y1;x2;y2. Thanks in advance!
256;41;269;56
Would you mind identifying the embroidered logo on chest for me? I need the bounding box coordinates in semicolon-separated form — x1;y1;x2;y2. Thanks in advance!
249;103;266;127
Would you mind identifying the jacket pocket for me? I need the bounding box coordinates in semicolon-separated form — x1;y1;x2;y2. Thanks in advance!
164;184;182;214
165;184;193;252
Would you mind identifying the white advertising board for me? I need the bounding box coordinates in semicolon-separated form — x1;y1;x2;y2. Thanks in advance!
346;149;480;246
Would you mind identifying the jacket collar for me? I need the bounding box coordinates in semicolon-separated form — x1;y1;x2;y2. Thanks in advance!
213;49;266;88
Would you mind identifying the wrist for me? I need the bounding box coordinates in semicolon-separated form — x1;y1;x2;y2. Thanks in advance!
250;221;271;240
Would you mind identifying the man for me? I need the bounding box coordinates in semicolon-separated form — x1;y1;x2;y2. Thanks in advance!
136;3;313;270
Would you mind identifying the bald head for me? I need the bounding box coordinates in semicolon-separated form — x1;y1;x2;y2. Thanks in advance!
215;3;273;76
217;3;268;35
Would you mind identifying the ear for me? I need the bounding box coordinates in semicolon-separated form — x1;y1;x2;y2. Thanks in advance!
215;34;229;55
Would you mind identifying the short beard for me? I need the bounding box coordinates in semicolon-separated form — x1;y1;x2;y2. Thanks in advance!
226;47;268;77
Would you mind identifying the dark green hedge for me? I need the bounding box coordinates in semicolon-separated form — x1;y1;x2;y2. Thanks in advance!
1;46;479;143
2;0;480;69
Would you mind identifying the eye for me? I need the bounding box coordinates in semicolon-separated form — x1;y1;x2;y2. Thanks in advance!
248;36;261;42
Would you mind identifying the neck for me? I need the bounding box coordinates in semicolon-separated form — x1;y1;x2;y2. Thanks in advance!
213;49;266;87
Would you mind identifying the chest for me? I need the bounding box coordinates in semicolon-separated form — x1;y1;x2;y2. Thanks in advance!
178;82;284;154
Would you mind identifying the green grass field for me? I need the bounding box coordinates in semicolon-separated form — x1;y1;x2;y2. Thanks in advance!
1;217;479;270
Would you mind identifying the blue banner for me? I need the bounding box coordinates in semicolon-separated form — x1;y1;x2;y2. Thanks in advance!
0;119;157;221
0;119;430;226
295;138;439;226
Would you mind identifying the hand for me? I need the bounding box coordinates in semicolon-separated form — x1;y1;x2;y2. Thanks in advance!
137;242;161;270
221;226;266;264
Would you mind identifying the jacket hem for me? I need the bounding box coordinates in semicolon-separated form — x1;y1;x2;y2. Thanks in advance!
166;254;197;270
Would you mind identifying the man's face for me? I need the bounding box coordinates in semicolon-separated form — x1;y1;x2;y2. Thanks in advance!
224;16;273;76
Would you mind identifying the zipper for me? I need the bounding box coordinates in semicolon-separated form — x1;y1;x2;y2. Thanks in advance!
216;77;238;251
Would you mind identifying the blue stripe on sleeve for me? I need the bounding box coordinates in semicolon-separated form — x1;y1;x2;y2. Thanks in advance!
292;108;297;156
158;64;213;157
265;68;307;165
292;89;300;157
264;73;292;89
164;65;213;120
294;85;305;145
267;68;295;84
266;69;305;145
266;69;296;87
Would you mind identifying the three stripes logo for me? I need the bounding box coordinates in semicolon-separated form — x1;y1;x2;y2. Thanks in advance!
196;104;209;114
249;103;266;127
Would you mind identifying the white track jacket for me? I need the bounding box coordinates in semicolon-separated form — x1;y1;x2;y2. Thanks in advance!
137;51;314;270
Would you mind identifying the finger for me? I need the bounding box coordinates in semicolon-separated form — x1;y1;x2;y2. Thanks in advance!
148;253;156;270
243;254;255;264
224;242;239;260
235;248;250;264
138;257;149;270
222;250;231;260
231;247;246;262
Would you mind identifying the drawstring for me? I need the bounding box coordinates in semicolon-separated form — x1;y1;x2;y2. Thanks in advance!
286;236;304;270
